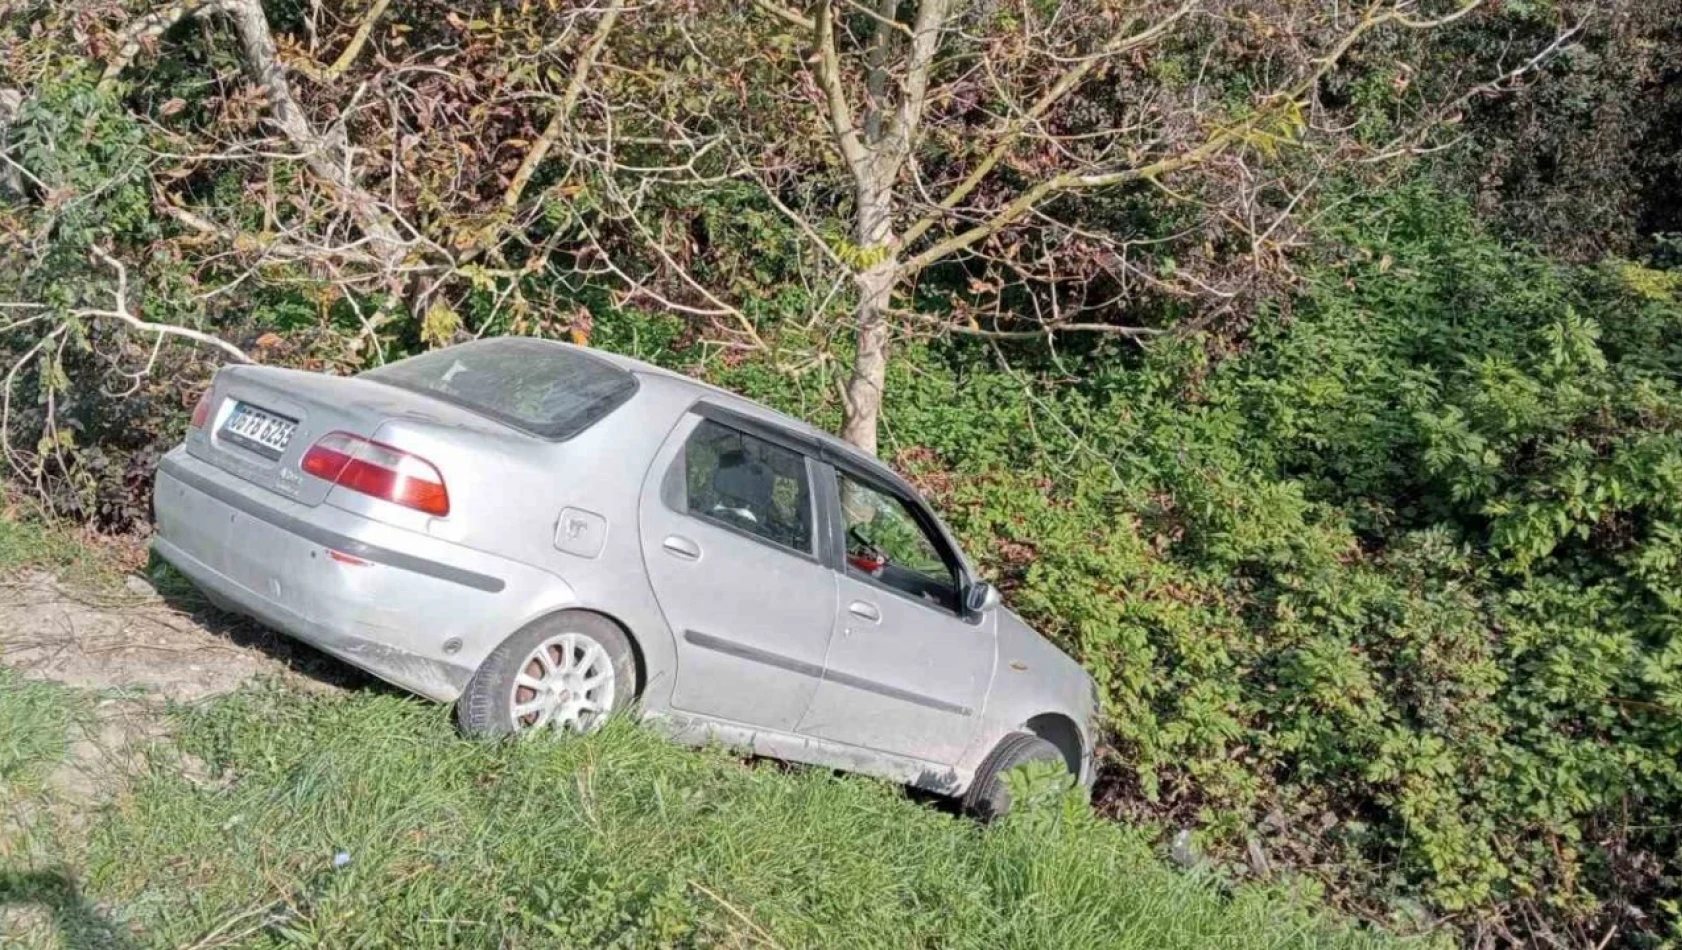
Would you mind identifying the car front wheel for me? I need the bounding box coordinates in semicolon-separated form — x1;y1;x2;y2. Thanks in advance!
961;732;1069;820
457;611;639;737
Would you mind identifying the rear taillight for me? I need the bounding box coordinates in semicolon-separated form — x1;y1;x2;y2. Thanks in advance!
301;432;450;516
189;390;214;429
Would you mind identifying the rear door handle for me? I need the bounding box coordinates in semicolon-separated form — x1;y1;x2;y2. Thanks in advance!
662;535;702;561
847;600;881;623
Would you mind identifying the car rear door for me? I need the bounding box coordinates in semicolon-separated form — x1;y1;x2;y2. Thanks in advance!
795;465;995;766
637;410;838;733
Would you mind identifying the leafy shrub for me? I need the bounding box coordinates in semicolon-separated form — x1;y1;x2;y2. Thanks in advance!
0;69;384;529
1212;185;1682;940
676;183;1682;943
795;184;1678;945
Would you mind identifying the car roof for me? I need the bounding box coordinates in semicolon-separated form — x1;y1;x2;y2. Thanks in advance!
538;339;973;576
562;342;923;498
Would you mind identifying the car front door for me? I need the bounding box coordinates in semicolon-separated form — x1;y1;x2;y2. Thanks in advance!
638;411;837;733
795;466;995;766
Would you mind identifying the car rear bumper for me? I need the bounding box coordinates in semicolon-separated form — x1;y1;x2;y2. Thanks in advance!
152;446;561;701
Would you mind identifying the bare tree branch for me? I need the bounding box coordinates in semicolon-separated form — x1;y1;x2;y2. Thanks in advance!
103;0;236;81
899;0;1201;247
881;0;948;170
502;0;627;212
83;247;252;363
900;0;1483;276
751;0;815;32
287;0;393;83
933;321;1162;340
814;0;869;174
106;0;412;268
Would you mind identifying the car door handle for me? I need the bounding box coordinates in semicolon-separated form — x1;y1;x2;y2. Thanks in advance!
662;534;701;561
847;600;881;623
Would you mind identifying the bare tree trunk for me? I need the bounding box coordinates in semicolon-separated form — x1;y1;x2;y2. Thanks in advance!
812;0;947;454
220;0;407;266
105;0;409;268
0;88;19;198
842;262;895;454
841;179;896;455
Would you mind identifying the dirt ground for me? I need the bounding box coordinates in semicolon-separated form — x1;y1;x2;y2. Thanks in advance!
1;571;298;702
0;567;365;806
0;543;389;695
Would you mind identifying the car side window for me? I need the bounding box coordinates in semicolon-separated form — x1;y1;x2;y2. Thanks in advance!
681;419;814;555
835;471;958;612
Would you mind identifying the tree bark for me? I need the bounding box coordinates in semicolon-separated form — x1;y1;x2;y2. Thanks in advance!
0;88;19;198
842;262;895;455
823;0;948;454
220;0;407;266
841;177;896;456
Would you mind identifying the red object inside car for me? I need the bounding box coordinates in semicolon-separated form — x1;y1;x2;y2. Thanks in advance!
848;553;885;573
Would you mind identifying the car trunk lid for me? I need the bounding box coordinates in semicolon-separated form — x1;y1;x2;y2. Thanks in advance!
186;364;508;507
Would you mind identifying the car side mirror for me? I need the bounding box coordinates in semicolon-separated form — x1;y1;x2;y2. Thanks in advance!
964;580;1001;614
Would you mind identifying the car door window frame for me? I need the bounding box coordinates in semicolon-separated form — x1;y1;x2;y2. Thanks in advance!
662;413;823;563
819;459;974;620
664;399;978;619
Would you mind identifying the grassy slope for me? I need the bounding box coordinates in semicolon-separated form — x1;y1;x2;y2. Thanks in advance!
89;688;1400;950
0;517;82;808
0;512;1412;949
0;668;94;949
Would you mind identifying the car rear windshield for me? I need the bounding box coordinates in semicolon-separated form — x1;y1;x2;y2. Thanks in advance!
362;338;638;440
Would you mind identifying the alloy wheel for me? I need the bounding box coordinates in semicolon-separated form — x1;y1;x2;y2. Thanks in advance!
510;632;616;732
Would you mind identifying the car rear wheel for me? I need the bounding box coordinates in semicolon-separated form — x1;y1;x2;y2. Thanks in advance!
457;611;639;737
961;732;1068;820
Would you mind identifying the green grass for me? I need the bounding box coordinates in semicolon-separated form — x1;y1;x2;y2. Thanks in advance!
0;668;1416;948
0;669;86;950
0;511;125;592
0;510;1414;948
0;668;74;793
77;685;1410;950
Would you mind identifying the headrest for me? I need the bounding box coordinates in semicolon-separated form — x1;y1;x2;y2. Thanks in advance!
712;449;774;507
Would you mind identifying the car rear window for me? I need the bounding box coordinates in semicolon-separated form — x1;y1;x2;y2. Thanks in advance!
362;338;638;440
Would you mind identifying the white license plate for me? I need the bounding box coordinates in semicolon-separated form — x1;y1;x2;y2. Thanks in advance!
221;402;297;456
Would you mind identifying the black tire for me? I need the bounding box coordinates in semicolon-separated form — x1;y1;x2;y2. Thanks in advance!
961;732;1067;820
456;611;639;738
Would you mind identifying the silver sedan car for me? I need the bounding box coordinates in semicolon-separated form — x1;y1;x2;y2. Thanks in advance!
152;337;1098;815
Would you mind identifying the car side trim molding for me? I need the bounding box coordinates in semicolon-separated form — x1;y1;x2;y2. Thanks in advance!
684;629;825;677
682;629;973;716
159;456;506;594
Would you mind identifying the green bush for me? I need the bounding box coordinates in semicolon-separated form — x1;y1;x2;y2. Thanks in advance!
1209;186;1682;937
785;184;1682;943
568;187;1682;941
